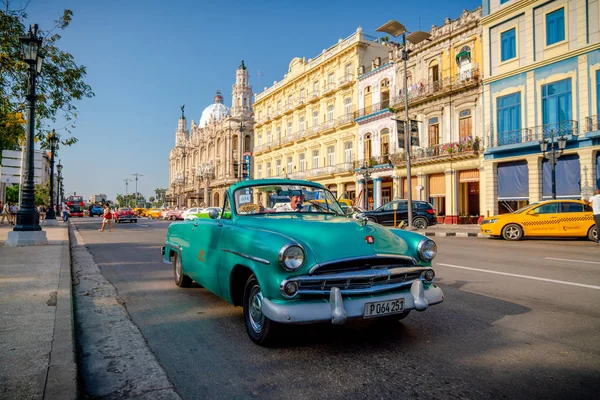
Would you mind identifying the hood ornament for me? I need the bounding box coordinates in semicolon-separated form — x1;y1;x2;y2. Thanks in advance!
361;216;368;227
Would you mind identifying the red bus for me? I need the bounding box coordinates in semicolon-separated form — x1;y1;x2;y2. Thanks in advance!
67;195;85;217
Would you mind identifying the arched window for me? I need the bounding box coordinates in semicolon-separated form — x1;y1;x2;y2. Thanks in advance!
380;128;390;158
244;135;251;152
364;86;372;114
364;133;372;161
344;98;352;115
380;79;390;107
456;45;472;81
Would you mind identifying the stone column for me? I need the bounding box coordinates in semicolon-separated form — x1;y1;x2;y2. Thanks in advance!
357;179;365;208
527;155;542;203
374;177;383;208
579;148;596;198
444;168;459;224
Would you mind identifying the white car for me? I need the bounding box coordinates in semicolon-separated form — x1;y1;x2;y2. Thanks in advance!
182;207;202;220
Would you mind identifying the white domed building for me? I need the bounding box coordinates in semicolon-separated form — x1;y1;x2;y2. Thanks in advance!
168;61;254;207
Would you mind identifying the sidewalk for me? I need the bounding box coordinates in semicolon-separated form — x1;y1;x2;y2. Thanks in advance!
422;223;485;237
0;221;77;400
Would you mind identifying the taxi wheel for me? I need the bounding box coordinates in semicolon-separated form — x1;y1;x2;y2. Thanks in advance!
588;225;597;242
502;224;523;241
243;274;277;346
173;252;192;288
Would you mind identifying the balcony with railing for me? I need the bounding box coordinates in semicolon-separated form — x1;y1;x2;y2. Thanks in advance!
283;102;293;113
253;143;269;154
585;115;600;133
280;134;294;145
308;90;320;102
390;68;480;110
486;120;578;149
296;97;307;107
355;100;391;120
336;112;354;126
388;138;482;166
339;74;354;87
323;82;336;95
321;119;335;132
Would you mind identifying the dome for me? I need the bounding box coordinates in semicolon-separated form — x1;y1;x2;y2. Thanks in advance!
199;91;230;127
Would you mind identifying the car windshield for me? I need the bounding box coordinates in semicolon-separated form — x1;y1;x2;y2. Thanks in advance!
233;183;344;216
512;203;538;214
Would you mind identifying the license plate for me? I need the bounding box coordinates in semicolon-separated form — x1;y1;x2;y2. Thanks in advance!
363;298;404;318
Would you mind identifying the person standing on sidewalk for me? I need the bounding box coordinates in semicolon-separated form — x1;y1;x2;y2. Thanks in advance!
585;189;600;243
1;201;12;225
99;203;113;232
61;202;70;222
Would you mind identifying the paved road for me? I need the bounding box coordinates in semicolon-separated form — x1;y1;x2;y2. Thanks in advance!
72;218;600;399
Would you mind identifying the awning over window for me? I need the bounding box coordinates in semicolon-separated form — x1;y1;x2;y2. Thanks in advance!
543;154;581;198
596;152;600;189
429;173;445;197
455;50;471;62
497;161;529;200
459;169;479;183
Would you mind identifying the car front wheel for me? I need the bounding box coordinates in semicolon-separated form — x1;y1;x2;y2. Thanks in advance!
502;224;523;241
588;225;597;242
173;252;192;288
413;217;428;230
243;274;277;346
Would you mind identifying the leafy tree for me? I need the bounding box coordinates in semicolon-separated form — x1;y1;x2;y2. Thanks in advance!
149;196;155;204
34;181;49;205
0;1;94;157
5;183;17;202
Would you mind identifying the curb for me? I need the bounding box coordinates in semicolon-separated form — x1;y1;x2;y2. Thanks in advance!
44;221;78;400
423;231;486;237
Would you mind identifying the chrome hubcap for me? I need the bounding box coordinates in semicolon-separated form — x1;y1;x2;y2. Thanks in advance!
248;285;264;333
414;219;426;229
506;226;519;239
175;257;182;281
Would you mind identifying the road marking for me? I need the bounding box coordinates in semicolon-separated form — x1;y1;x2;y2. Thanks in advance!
436;263;600;290
545;257;600;265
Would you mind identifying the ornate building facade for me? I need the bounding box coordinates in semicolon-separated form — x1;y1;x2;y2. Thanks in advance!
167;62;254;207
376;7;484;223
480;0;600;216
252;28;389;200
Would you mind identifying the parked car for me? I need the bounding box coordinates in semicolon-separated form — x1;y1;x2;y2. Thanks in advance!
189;207;222;219
133;207;147;217
480;199;597;241
116;207;138;223
182;207;202;220
356;200;437;229
162;179;443;345
89;205;104;217
166;209;184;221
147;208;164;219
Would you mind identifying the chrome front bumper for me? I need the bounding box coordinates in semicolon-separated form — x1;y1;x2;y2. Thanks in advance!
262;280;444;325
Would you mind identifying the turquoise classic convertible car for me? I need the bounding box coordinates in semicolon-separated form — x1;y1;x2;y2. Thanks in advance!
162;179;444;345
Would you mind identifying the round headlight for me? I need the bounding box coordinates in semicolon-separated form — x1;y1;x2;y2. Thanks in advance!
422;269;435;282
417;238;437;261
278;244;305;271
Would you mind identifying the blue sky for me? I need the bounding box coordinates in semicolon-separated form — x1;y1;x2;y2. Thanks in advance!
23;0;481;202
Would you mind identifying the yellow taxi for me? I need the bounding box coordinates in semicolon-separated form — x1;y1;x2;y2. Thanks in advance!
480;199;597;241
147;208;164;219
133;207;146;217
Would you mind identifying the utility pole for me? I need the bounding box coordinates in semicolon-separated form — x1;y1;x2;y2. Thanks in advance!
131;173;143;207
123;178;130;206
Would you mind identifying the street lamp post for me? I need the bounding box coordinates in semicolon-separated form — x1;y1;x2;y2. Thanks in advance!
358;165;373;210
539;130;567;200
45;130;59;220
377;20;431;229
131;173;143;207
56;161;62;211
7;24;47;245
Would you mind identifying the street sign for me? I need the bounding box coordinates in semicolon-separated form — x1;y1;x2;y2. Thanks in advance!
0;175;41;184
1;158;42;168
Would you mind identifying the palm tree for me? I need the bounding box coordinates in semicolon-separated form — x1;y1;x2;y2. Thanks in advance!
116;194;124;206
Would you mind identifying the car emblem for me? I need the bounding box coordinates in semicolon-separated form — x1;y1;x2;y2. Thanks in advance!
365;236;375;244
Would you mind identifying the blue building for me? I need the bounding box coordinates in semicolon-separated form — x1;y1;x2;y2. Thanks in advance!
481;0;600;215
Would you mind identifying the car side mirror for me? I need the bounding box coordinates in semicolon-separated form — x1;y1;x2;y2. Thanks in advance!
526;210;536;215
208;209;219;219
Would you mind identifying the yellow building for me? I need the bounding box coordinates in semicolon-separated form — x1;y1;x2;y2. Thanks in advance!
382;7;484;223
252;28;389;200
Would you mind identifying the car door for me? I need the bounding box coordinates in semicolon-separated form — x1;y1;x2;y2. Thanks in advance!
187;203;227;295
522;202;561;236
557;202;590;237
377;202;394;225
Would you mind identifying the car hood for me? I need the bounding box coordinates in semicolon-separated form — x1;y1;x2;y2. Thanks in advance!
236;214;411;264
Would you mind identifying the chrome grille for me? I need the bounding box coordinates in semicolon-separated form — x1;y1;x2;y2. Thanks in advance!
282;267;428;297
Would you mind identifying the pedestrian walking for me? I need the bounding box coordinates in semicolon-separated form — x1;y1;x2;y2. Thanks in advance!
61;202;69;222
585;189;600;243
38;204;46;221
99;203;113;232
0;201;12;225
